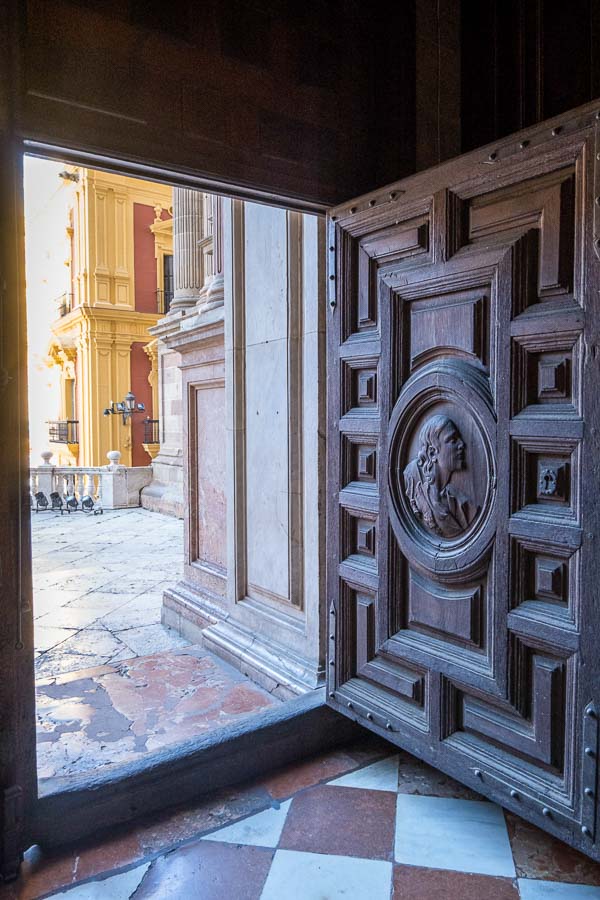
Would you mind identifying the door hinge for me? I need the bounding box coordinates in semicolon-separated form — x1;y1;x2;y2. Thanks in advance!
327;219;337;310
1;786;23;882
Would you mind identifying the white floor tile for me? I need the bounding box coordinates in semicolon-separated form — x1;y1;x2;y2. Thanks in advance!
518;881;600;899
47;862;150;898
260;850;393;900
35;625;77;652
328;755;399;792
117;623;189;656
394;794;515;877
202;800;292;848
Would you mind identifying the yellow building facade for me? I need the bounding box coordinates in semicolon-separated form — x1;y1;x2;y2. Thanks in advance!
48;168;173;467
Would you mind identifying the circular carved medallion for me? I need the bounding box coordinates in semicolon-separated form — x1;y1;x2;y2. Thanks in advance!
388;359;497;580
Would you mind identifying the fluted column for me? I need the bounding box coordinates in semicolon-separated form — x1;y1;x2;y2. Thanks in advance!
205;195;225;310
169;188;204;313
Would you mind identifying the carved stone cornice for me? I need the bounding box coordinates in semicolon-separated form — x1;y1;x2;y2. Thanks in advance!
164;305;225;359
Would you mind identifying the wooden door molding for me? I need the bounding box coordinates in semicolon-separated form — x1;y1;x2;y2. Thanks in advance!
327;98;600;860
0;132;37;880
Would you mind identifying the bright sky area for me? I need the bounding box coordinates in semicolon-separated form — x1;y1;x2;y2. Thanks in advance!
24;156;73;464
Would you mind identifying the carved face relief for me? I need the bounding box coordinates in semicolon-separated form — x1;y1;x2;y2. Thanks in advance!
403;414;478;538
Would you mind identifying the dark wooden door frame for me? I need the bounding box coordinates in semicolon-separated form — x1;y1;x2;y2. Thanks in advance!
0;130;349;878
0;128;331;881
327;96;600;861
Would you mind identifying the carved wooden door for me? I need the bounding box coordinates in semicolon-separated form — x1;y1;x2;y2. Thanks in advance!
327;101;600;860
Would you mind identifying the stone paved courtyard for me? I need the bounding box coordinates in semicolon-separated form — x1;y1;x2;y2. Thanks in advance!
32;507;188;676
32;509;278;784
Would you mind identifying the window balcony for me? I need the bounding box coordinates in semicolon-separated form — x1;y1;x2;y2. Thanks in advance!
48;419;79;444
143;418;159;445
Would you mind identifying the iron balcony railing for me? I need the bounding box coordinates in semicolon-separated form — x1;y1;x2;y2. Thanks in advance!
143;418;160;444
156;289;174;315
48;419;79;444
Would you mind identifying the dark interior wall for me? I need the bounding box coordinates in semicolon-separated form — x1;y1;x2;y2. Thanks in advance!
14;0;416;207
4;1;600;208
460;0;600;154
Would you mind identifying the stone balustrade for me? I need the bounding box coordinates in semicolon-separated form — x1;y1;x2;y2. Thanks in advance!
30;450;153;511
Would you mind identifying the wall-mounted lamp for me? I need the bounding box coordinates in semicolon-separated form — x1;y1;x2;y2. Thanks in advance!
58;170;80;182
103;391;145;425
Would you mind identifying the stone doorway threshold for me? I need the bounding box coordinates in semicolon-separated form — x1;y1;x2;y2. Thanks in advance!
37;645;280;790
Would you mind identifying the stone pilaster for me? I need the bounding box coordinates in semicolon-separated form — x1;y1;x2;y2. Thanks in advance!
169;188;204;313
205;195;225;311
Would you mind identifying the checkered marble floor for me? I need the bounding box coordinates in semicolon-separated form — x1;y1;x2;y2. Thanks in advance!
28;751;600;899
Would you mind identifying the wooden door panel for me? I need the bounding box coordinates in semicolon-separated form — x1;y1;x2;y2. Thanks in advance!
327;101;600;859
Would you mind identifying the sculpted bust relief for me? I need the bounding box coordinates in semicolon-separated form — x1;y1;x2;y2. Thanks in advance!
403;414;478;538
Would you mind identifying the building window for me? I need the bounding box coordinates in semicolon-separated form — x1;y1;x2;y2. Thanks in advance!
163;254;174;314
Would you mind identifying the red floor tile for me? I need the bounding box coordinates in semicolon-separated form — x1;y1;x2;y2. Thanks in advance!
0;829;145;900
392;865;519;899
259;750;366;800
505;810;600;885
133;840;274;900
279;784;396;860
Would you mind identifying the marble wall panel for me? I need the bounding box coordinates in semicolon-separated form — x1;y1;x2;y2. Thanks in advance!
245;339;290;602
194;382;227;570
244;204;288;346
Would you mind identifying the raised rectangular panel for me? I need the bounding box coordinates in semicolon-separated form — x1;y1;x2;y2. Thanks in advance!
468;170;575;300
341;358;379;415
356;519;376;556
408;570;481;646
511;328;579;416
341;507;377;569
410;295;486;370
538;355;569;401
510;536;577;617
115;282;129;305
96;278;110;304
360;220;429;264
341;435;378;492
535;557;566;602
114;196;128;275
511;438;578;520
357;445;376;480
190;382;227;571
356;369;377;405
95;191;108;271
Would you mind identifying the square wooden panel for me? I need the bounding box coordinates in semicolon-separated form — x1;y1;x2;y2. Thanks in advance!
535;556;566;602
511;330;579;417
537;354;570;402
468;168;575;303
341;435;377;492
510;536;578;621
408;293;487;372
511;438;578;521
341;507;377;570
407;570;483;649
341;358;379;416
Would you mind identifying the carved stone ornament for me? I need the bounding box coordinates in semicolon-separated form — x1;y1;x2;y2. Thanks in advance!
403;414;478;538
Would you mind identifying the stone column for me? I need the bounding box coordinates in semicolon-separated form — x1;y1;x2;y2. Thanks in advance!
169;188;204;313
205;195;225;310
